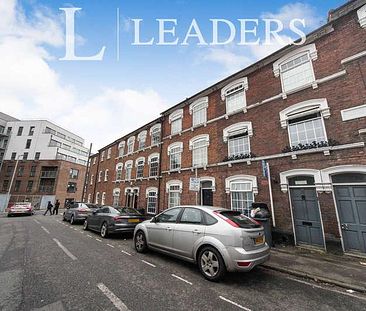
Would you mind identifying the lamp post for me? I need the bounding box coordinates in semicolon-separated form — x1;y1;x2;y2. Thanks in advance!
5;154;23;209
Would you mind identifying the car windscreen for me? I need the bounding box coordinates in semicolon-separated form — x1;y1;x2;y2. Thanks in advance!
112;207;141;216
218;211;261;229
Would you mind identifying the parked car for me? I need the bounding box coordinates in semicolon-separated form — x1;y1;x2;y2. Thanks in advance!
83;206;146;238
63;202;99;224
7;202;33;217
133;205;270;281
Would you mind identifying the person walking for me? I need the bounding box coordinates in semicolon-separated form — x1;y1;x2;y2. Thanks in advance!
44;201;53;216
53;199;60;215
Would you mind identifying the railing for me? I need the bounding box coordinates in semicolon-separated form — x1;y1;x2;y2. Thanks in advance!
40;171;57;178
38;185;55;193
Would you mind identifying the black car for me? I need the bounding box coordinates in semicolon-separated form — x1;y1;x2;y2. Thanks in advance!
83;206;146;238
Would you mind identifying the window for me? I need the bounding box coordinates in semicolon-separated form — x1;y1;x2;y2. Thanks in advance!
116;163;123;180
136;158;145;178
90;174;94;185
29;126;35;136
101;192;106;205
273;44;317;94
357;5;366;28
101;151;105;162
127;137;135;154
113;188;120;206
95;192;100;204
98;171;103;182
150;124;161;145
180;208;202;224
25;139;31;149
223;122;253;157
26;181;33;193
11;152;16;160
87;194;91;203
225;175;258;215
280;99;330;148
169;109;183;135
166;180;182;208
125;161;133;180
17;127;23;136
35;152;40;160
93;157;97;165
104;169;109;182
157;207;181;222
190;135;209;167
146;188;158;214
149;154;159;177
118;141;125;157
221;77;248;114
107;148;112;159
18;166;24;177
138;131;147;149
6;127;12;135
30;166;37;177
14;180;21;192
67;182;77;193
168;142;183;171
23;152;28;160
6;166;14;177
190;97;208;127
2;180;9;192
69;168;79;179
0;126;4;134
50;139;61;147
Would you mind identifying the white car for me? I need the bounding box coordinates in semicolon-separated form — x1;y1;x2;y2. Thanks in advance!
7;202;33;217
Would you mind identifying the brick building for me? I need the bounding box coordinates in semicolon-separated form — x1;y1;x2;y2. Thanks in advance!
85;0;366;256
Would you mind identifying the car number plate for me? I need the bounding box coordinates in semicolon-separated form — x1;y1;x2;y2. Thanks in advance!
128;219;140;223
255;236;264;245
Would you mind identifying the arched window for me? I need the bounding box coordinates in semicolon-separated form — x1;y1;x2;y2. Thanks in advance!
127;137;135;154
116;163;123;181
221;77;248;114
166;180;182;208
118;141;125;157
125;160;133;180
101;192;106;205
104;169;109;182
150;124;161;145
273;44;318;94
146;187;158;215
189;97;208;127
148;153;160;177
137;130;147;149
169;109;183;135
135;157;145;178
189;134;209;167
112;188;120;206
98;171;103;182
168;142;183;171
223;122;253;157
95;192;100;204
358;5;366;28
87;193;91;203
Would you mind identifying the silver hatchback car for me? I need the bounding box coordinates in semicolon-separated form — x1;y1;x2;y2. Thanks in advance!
134;205;270;281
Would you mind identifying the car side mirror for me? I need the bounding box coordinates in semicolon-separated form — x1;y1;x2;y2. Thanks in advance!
151;216;158;223
92;210;97;215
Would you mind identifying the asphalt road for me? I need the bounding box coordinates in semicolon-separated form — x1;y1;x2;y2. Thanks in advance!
0;213;365;311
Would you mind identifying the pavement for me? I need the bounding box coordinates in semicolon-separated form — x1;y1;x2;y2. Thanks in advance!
1;212;366;310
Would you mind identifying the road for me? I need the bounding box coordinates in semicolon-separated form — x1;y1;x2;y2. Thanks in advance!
0;213;365;311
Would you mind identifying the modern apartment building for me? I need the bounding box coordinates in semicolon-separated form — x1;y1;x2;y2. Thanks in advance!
0;118;89;210
0;112;19;169
86;0;366;256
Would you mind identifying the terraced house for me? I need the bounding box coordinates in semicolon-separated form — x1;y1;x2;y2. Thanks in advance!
85;0;366;256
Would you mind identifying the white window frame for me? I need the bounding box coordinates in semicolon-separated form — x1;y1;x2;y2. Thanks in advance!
146;187;158;215
137;130;147;149
127;137;135;154
189;134;209;168
148;153;160;177
358;5;366;28
101;192;106;205
90;174;93;185
113;188;120;206
168;142;183;171
93;157;96;165
150;124;161;145
118;141;125;157
135;157;145;178
98;171;103;183
279;99;330;147
169;109;183;135
166;180;183;208
125;160;133;180
189;97;208;127
223;122;253;157
104;169;109;182
95;192;100;204
273;44;318;95
100;151;105;162
87;193;91;203
116;163;123;181
221;77;248;115
107;148;111;159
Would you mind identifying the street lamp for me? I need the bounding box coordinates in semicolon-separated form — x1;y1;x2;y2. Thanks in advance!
5;154;23;209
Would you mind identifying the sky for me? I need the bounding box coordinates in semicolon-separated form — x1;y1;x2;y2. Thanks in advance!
0;0;346;151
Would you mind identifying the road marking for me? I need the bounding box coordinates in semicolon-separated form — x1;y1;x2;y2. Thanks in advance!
219;296;252;311
121;250;132;256
171;274;192;285
41;226;50;234
287;277;366;302
96;238;102;242
52;238;77;261
33;219;40;224
73;228;78;231
79;231;84;234
87;234;93;238
141;260;156;267
97;283;129;311
107;244;115;248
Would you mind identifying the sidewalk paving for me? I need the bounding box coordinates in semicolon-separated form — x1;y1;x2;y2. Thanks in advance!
262;245;366;292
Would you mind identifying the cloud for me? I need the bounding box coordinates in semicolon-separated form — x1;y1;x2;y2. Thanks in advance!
0;0;168;151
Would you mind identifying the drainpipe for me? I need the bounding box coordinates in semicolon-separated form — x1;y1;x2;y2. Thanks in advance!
157;117;164;214
81;143;92;202
266;162;276;227
92;152;100;204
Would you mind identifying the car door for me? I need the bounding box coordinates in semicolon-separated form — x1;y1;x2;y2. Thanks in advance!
87;208;100;230
146;207;182;251
95;207;110;230
172;207;205;258
66;203;76;220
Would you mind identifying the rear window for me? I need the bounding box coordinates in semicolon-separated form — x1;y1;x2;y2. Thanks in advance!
219;211;261;229
115;207;141;215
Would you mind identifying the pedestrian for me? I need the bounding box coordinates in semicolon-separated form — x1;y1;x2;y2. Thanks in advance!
44;201;53;216
53;199;60;215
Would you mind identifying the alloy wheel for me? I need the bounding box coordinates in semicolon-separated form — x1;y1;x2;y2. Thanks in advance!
101;223;107;238
70;215;74;225
200;250;219;277
83;220;88;230
135;232;145;252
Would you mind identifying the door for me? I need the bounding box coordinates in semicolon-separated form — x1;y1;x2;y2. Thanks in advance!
290;187;325;248
201;180;213;206
334;186;366;254
147;207;182;251
173;207;205;258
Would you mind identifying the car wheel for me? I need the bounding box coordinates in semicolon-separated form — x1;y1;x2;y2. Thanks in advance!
100;222;108;238
198;246;226;282
134;230;148;253
62;213;66;221
70;215;75;225
83;220;88;230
